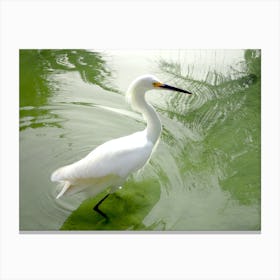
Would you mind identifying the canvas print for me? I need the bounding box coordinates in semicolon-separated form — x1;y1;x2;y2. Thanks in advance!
19;49;261;231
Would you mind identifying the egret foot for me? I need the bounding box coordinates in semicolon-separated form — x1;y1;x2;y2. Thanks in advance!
93;193;110;219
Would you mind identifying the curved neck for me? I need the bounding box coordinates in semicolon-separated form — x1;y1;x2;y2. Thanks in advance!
142;102;162;143
130;88;162;143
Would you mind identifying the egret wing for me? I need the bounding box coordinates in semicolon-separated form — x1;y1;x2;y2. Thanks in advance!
51;131;153;182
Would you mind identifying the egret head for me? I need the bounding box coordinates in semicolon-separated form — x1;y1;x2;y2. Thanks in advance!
126;74;192;112
127;74;192;100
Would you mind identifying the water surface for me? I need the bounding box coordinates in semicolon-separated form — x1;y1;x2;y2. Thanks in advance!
19;49;261;231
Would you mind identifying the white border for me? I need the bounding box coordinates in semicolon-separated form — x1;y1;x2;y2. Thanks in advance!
1;0;280;279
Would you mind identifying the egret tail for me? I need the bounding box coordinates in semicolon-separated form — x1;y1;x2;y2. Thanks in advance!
56;181;71;199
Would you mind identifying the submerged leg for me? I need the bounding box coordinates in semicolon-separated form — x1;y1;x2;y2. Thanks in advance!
93;193;110;219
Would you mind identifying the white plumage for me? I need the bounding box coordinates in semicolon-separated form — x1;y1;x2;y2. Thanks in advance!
51;131;153;198
51;74;192;210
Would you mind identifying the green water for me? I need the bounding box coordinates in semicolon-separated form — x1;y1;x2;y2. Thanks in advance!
19;49;261;231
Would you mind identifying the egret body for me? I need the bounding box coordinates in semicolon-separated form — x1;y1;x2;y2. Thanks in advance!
51;75;192;218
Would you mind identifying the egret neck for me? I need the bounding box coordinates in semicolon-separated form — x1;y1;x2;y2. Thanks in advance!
128;84;162;144
142;101;161;144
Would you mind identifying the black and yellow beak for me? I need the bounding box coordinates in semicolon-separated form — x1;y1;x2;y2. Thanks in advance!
153;82;192;94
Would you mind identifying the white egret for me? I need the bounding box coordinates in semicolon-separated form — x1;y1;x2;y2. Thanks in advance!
51;74;192;218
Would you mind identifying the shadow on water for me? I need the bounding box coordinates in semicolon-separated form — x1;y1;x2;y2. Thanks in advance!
60;179;161;230
158;50;261;208
20;49;117;131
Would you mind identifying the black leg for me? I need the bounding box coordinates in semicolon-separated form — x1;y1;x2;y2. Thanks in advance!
93;193;110;219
